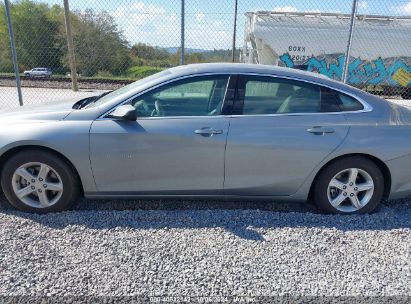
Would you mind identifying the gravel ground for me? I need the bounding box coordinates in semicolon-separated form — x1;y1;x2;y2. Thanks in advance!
0;195;409;300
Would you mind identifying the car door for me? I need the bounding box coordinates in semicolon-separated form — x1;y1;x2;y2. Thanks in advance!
90;74;233;194
224;75;350;196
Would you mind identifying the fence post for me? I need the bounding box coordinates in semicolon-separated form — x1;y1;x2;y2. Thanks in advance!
4;0;23;106
232;0;238;63
63;0;78;92
342;0;358;84
180;0;185;65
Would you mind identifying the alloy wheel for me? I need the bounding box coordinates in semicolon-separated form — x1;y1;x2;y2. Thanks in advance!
12;162;64;209
327;168;375;213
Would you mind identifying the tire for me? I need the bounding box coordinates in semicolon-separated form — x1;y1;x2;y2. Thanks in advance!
1;150;80;213
313;156;384;214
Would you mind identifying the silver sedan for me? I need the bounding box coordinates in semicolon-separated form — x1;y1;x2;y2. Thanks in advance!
1;63;410;214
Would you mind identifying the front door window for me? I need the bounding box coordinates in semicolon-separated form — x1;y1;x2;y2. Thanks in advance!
130;75;230;117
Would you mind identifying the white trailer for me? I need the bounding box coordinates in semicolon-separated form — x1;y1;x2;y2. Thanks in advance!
243;12;411;97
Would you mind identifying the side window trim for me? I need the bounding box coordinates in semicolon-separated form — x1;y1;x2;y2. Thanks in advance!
221;74;239;116
100;72;372;120
232;74;372;117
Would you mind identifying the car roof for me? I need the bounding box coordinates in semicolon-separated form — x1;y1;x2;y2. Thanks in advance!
168;63;359;94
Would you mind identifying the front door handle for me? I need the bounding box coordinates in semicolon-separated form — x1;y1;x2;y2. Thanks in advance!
307;126;335;135
195;127;223;137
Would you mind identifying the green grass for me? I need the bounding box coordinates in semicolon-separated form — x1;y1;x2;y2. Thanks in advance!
126;66;164;79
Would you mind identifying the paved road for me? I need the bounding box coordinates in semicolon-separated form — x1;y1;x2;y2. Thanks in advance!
0;87;103;110
390;99;411;108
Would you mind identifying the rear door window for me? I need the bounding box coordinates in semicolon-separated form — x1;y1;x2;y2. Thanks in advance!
238;75;364;114
240;76;322;114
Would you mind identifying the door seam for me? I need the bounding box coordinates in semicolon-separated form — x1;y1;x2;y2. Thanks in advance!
222;119;231;194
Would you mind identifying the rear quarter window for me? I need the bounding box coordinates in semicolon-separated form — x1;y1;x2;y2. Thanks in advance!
339;93;364;111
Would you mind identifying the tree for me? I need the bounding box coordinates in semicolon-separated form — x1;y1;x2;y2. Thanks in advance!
69;9;131;76
9;0;63;72
0;4;13;73
0;1;234;77
0;1;62;73
0;2;132;76
130;43;172;67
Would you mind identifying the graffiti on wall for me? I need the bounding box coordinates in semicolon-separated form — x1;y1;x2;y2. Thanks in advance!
279;53;411;86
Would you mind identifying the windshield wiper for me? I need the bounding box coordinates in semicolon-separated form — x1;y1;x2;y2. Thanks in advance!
72;91;112;110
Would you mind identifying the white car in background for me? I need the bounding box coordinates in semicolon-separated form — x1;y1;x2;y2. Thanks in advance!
23;67;52;78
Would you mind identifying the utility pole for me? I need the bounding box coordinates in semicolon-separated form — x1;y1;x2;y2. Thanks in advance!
63;0;78;91
180;0;185;65
342;0;359;83
232;0;238;63
4;0;23;106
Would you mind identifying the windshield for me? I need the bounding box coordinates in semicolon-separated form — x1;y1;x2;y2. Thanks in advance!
86;69;172;108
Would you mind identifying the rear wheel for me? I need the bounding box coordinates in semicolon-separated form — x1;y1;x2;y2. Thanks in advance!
313;156;384;214
1;150;80;213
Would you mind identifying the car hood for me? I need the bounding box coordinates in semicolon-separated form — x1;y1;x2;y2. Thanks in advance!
0;101;75;125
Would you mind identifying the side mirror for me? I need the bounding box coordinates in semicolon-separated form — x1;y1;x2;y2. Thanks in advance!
109;105;137;121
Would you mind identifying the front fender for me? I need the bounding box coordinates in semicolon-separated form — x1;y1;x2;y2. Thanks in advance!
0;121;96;193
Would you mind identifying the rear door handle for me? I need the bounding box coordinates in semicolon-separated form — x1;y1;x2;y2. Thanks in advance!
195;127;223;137
307;126;335;135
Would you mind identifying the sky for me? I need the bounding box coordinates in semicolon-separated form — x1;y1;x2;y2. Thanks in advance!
33;0;411;49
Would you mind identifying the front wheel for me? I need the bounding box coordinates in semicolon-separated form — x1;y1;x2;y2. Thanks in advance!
313;156;384;214
1;150;80;213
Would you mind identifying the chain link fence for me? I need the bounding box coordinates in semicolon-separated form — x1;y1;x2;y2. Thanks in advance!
1;0;410;110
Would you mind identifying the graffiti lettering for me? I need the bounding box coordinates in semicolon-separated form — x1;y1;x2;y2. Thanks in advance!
279;53;411;86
